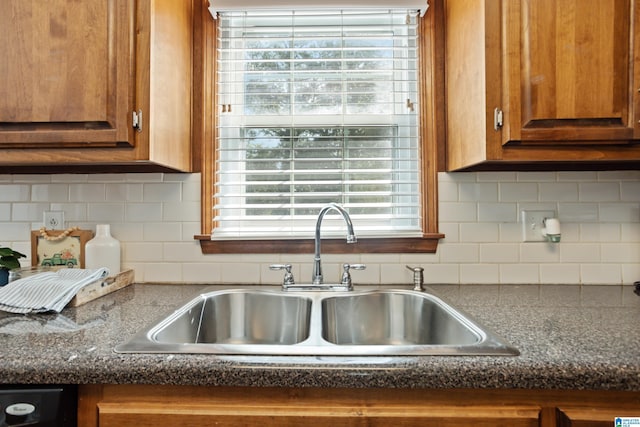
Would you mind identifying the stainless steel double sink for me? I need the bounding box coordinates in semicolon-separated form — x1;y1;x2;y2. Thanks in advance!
115;288;519;356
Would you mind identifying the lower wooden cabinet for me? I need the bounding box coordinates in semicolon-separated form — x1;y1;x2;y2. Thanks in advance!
78;385;640;427
557;407;640;427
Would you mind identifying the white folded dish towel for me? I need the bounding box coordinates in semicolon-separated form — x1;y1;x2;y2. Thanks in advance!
0;268;109;314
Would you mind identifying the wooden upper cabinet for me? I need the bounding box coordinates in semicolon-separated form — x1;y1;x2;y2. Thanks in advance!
444;0;640;170
0;0;193;172
0;0;134;148
502;0;638;144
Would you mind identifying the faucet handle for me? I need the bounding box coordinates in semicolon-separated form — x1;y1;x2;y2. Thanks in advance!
341;263;366;289
405;265;425;291
269;264;295;288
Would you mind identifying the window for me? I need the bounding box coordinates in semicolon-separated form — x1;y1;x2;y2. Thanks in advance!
196;2;442;253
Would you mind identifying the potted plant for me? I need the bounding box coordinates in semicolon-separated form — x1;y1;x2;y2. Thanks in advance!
0;247;26;286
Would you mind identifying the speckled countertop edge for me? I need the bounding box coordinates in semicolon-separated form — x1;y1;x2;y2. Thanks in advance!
0;283;639;391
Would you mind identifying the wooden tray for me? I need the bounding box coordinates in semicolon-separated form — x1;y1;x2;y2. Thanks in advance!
67;269;135;308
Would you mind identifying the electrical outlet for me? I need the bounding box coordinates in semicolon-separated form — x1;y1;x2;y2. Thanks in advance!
43;211;65;230
521;210;555;242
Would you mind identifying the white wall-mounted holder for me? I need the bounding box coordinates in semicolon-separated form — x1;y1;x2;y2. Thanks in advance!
521;210;556;242
542;217;561;243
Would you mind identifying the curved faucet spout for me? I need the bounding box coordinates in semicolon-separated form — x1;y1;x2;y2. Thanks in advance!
313;203;357;285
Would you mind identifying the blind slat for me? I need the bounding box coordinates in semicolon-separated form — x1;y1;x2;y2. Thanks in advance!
214;9;422;239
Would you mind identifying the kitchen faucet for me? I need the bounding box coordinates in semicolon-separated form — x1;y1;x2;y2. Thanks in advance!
312;203;357;285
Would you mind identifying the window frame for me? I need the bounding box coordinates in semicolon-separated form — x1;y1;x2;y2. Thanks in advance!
194;0;444;254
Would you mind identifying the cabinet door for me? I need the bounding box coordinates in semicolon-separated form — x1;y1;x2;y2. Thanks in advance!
502;0;639;145
98;403;541;427
0;0;134;148
557;407;640;427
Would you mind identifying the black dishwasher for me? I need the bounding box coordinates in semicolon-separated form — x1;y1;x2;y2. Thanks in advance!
0;385;76;427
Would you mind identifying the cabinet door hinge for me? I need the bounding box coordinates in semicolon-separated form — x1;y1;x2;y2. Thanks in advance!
132;110;143;132
494;108;503;130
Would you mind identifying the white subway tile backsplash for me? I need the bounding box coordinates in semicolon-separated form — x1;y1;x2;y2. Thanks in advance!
622;263;640;284
143;222;182;242
460;223;499;242
143;183;181;202
579;223;621;243
600;243;640;263
559;203;599;222
579;182;620;202
87;203;125;222
460;264;499;284
580;264;621;285
423;263;459;284
437;222;459;242
125;243;164;262
400;252;439;264
12;203;50;221
182;263;222;283
181;222;202;241
480;244;519;263
438;180;459;202
598;171;640;181
163;201;200;222
459;183;498;202
31;184;69;202
539;182;578;201
125;203;163;222
498;223;522;243
599;203;640;223
477;202;516;222
559;243;600;263
0;204;10;221
0;171;637;286
110;223;144;242
520;243;560;263
500;264;539;284
621;181;640;201
0;222;31;241
621;223;640;242
353;262;380;284
220;262;261;283
380;263;411;284
49;203;87;222
182;178;202;202
439;202;477;222
516;171;556;182
106;184;144;202
439;243;479;263
125;173;164;182
500;183;538;202
69;184;106;202
143;263;184;283
163;242;206;263
52;174;88;183
87;174;126;183
477;172;516;182
540;264;580;284
558;171;598;181
0;185;30;202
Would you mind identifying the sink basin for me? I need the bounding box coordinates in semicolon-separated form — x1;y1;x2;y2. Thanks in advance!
153;291;312;345
115;288;518;356
321;292;480;346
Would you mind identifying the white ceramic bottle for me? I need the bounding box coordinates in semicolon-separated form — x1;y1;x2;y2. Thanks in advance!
85;224;121;277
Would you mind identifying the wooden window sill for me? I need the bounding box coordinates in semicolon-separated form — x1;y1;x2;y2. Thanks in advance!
195;234;444;254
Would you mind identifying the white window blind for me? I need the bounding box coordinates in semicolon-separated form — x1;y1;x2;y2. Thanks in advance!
208;1;429;18
213;9;422;239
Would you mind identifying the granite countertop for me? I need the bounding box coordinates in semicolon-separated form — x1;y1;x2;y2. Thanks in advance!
0;283;639;390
